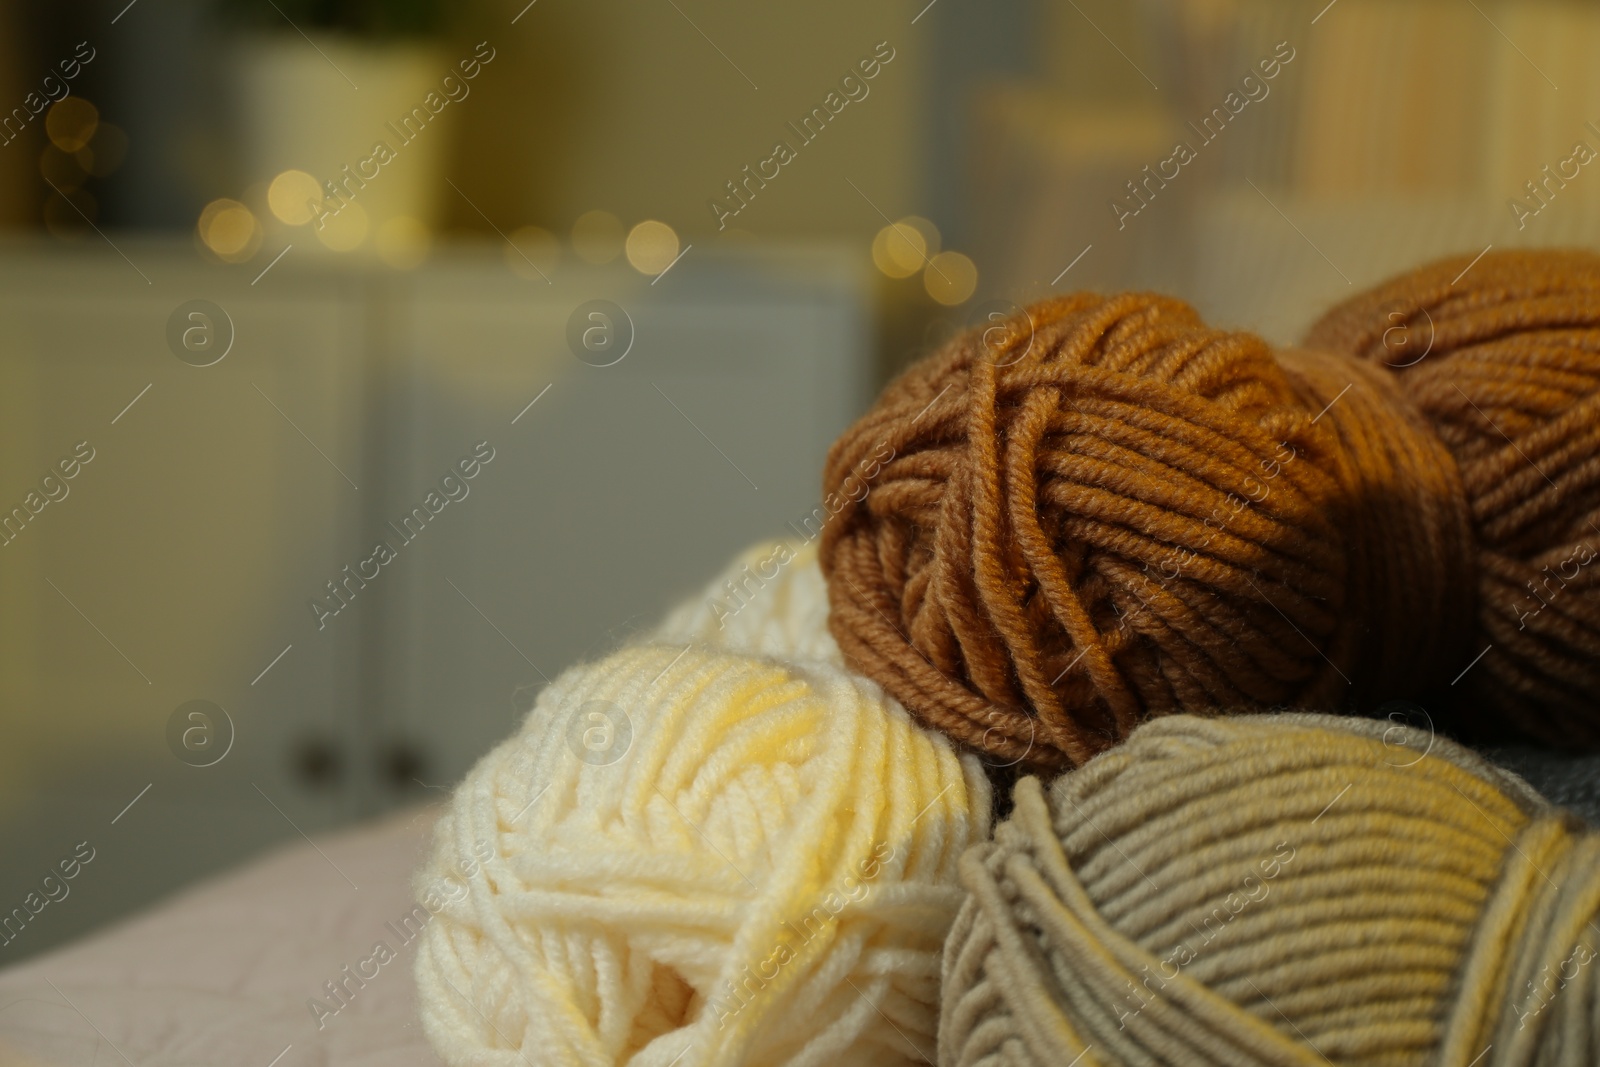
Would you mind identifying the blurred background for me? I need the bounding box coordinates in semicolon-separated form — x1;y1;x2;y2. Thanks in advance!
1;0;1597;964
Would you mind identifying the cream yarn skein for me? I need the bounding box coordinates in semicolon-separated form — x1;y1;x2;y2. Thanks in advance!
414;644;991;1067
654;539;841;666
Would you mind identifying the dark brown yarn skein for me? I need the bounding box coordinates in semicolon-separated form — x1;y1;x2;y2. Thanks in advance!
1308;249;1600;746
820;291;1475;771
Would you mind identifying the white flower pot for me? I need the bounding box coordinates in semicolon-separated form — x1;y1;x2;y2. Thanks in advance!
231;34;450;253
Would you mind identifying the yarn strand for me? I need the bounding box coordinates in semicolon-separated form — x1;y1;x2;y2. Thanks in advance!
822;292;1470;770
940;713;1600;1066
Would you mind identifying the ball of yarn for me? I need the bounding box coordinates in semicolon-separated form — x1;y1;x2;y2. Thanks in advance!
820;292;1472;771
654;539;841;666
413;644;992;1067
940;712;1600;1066
1307;249;1600;745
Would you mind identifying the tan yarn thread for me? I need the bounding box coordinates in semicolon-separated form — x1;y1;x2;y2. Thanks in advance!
939;713;1600;1067
821;292;1473;772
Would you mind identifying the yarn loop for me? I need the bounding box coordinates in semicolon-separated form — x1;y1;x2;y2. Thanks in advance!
654;539;842;667
1308;248;1600;745
821;289;1473;770
940;712;1600;1066
414;644;991;1067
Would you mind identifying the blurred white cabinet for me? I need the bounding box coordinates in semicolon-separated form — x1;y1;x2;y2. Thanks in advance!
371;250;870;780
0;239;870;962
0;243;376;963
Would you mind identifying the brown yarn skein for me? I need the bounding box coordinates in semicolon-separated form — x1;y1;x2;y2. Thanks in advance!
1307;249;1600;747
820;292;1473;771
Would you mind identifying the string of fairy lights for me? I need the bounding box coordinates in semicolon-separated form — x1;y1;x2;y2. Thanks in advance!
34;95;979;305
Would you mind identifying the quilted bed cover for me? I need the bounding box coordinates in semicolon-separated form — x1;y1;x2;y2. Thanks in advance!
0;805;443;1067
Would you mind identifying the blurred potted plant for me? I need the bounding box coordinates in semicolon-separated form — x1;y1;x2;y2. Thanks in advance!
218;0;443;38
216;0;451;257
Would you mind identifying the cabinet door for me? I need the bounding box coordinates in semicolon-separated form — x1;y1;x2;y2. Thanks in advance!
367;249;871;786
0;246;371;961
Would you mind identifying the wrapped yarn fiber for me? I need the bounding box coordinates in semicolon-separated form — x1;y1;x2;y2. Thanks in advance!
1307;249;1600;746
655;539;841;666
820;291;1471;771
413;644;992;1067
940;712;1600;1067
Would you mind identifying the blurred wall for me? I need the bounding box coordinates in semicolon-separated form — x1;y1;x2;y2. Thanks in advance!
449;0;928;240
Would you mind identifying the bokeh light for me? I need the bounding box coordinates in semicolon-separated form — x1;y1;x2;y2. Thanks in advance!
871;223;923;278
45;98;98;153
198;198;262;263
505;225;560;280
268;170;325;227
872;216;939;278
924;250;979;306
375;216;431;269
313;200;368;252
571;209;625;265
625;220;680;275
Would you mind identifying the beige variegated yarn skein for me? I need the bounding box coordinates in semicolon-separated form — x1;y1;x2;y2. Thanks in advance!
940;712;1600;1067
655;539;841;665
414;644;991;1067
